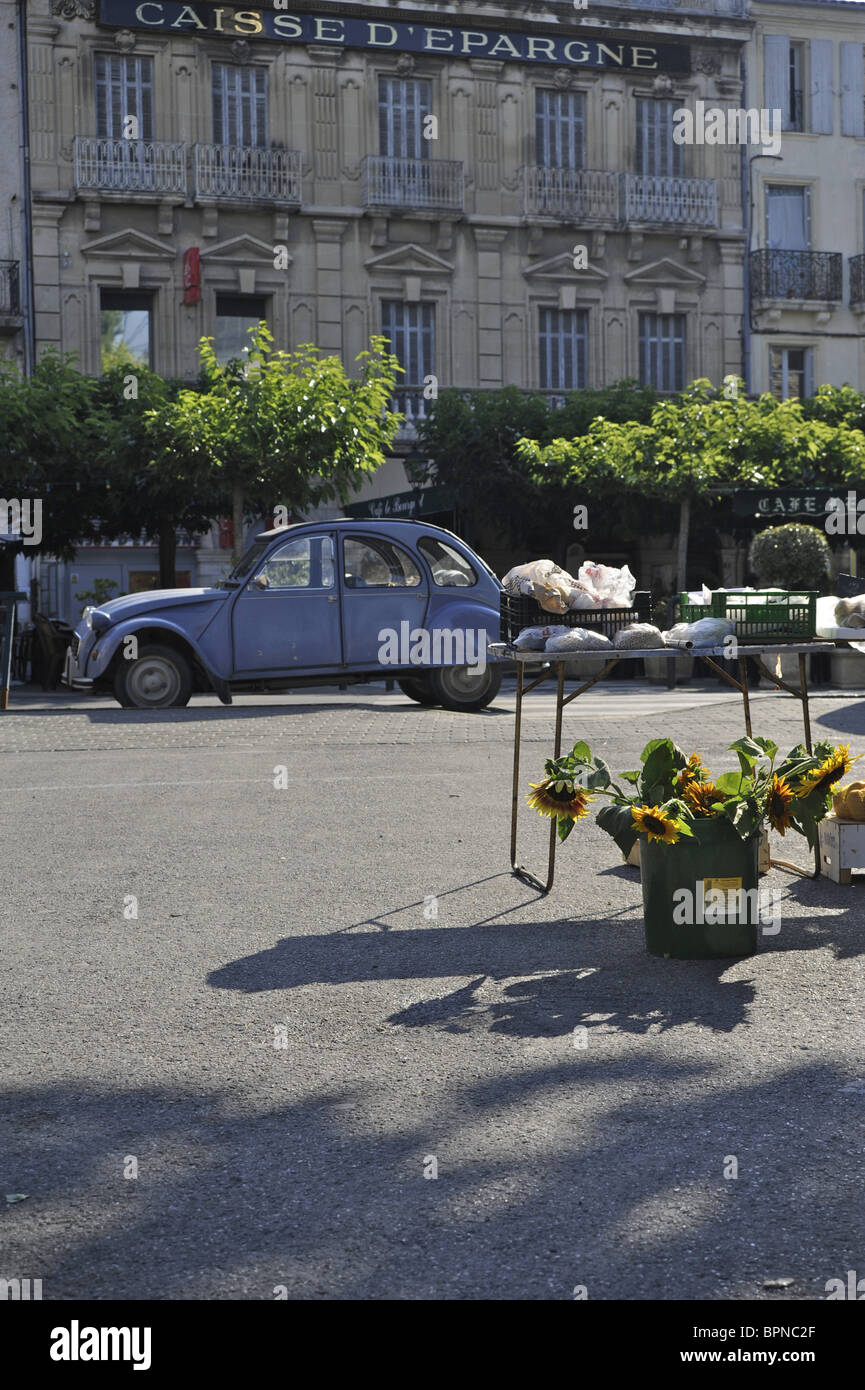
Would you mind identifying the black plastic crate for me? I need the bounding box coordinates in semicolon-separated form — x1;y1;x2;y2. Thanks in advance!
499;590;651;644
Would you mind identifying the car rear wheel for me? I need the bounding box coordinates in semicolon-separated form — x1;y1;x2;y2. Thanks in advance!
429;663;502;712
113;644;193;710
397;676;439;706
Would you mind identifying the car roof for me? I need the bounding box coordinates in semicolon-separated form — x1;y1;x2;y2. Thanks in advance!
257;518;460;542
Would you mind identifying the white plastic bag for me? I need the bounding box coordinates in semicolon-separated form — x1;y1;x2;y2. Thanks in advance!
512;624;571;651
577;562;636;609
664;617;735;647
501;559;578;614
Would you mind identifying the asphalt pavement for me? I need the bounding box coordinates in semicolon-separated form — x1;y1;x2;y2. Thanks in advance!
2;679;864;1300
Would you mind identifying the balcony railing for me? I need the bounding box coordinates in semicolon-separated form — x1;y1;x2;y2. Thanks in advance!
73;136;186;194
523;169;718;228
0;261;20;316
850;254;865;307
362;156;463;213
610;0;748;12
193;144;302;203
623;174;718;227
523;167;620;223
750;249;843;302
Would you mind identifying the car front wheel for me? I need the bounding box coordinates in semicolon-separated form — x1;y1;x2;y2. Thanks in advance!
113;644;193;709
428;663;502;712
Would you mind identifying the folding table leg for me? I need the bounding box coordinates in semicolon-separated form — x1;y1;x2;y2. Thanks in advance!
510;661;564;894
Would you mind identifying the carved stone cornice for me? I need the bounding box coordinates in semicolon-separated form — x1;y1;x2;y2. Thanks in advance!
50;0;95;19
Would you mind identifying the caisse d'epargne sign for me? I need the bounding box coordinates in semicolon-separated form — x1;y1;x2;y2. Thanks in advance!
97;2;691;73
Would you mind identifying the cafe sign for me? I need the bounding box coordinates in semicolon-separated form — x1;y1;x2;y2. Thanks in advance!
97;2;691;72
344;485;455;521
731;488;839;519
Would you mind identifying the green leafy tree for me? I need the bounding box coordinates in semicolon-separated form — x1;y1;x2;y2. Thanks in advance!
155;325;403;560
94;366;221;587
0;351;111;561
519;379;865;592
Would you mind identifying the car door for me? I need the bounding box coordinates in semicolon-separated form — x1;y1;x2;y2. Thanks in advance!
231;532;342;675
340;533;429;668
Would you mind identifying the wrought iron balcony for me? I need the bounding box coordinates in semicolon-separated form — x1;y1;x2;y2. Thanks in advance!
193;144;302;203
623;174;718;228
362;156;463;214
0;261;20;316
523;167;620;224
750;249;843;303
73;136;186;195
850;255;865;307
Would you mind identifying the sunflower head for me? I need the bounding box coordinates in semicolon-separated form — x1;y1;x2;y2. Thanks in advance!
681;779;719;817
766;773;795;835
527;778;593;822
632;804;682;844
676;752;709;791
798;745;856;800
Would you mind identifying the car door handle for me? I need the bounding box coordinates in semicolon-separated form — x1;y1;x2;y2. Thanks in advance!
327;596;337;603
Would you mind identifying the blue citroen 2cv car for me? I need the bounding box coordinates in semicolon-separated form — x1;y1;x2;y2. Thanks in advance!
66;519;505;711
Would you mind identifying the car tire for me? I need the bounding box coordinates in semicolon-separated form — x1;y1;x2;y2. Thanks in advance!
397;676;439;706
113;643;193;710
428;663;502;712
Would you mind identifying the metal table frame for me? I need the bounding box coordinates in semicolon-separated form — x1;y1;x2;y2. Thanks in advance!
493;642;831;895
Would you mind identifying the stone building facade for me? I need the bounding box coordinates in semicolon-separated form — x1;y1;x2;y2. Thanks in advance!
748;0;865;399
27;0;756;614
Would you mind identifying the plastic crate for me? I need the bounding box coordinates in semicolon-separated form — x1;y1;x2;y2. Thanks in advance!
677;589;817;642
500;590;651;645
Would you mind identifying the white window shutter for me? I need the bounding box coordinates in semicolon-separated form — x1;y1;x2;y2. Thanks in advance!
841;43;865;136
764;35;790;128
810;40;833;134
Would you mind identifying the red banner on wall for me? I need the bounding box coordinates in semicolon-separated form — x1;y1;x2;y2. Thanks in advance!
183;247;201;305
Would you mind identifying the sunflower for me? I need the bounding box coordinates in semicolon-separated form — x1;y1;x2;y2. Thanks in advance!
676;752;709;790
681;779;719;817
632;804;683;844
797;745;856;799
526;778;593;821
766;774;795;835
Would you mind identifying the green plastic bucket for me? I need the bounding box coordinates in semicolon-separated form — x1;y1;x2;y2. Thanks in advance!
640;817;760;959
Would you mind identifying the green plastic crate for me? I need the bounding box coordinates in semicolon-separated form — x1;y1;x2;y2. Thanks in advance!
677;589;817;642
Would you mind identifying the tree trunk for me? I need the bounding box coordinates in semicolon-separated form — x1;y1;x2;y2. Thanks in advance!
158;517;177;589
676;496;691;595
232;484;245;564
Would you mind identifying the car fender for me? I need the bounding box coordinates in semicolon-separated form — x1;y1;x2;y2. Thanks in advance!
84;617;233;704
418;597;503;664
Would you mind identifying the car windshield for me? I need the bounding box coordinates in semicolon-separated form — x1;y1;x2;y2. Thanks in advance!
223;537;271;584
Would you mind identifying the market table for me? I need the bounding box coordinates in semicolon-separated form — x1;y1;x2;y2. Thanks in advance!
489;640;835;894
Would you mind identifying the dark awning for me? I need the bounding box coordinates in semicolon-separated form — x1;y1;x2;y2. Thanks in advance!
344;485;456;521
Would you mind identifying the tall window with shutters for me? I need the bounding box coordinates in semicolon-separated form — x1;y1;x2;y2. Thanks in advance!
635;99;683;177
212;63;268;148
378;77;431;160
535;89;586;169
95;53;153;141
639;313;685;392
381;301;435;429
539;308;588;391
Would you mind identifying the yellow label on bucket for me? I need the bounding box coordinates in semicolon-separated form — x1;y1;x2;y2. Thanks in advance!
703;876;743;894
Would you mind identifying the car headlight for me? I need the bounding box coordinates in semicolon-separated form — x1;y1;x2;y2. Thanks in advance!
84;608;111;634
83;606;95;630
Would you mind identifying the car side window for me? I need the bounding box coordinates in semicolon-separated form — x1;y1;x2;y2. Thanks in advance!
418;537;477;587
343;537;422;589
257;536;334;589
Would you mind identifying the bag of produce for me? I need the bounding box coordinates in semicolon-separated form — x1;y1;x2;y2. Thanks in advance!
545;628;614;652
612;623;664;649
